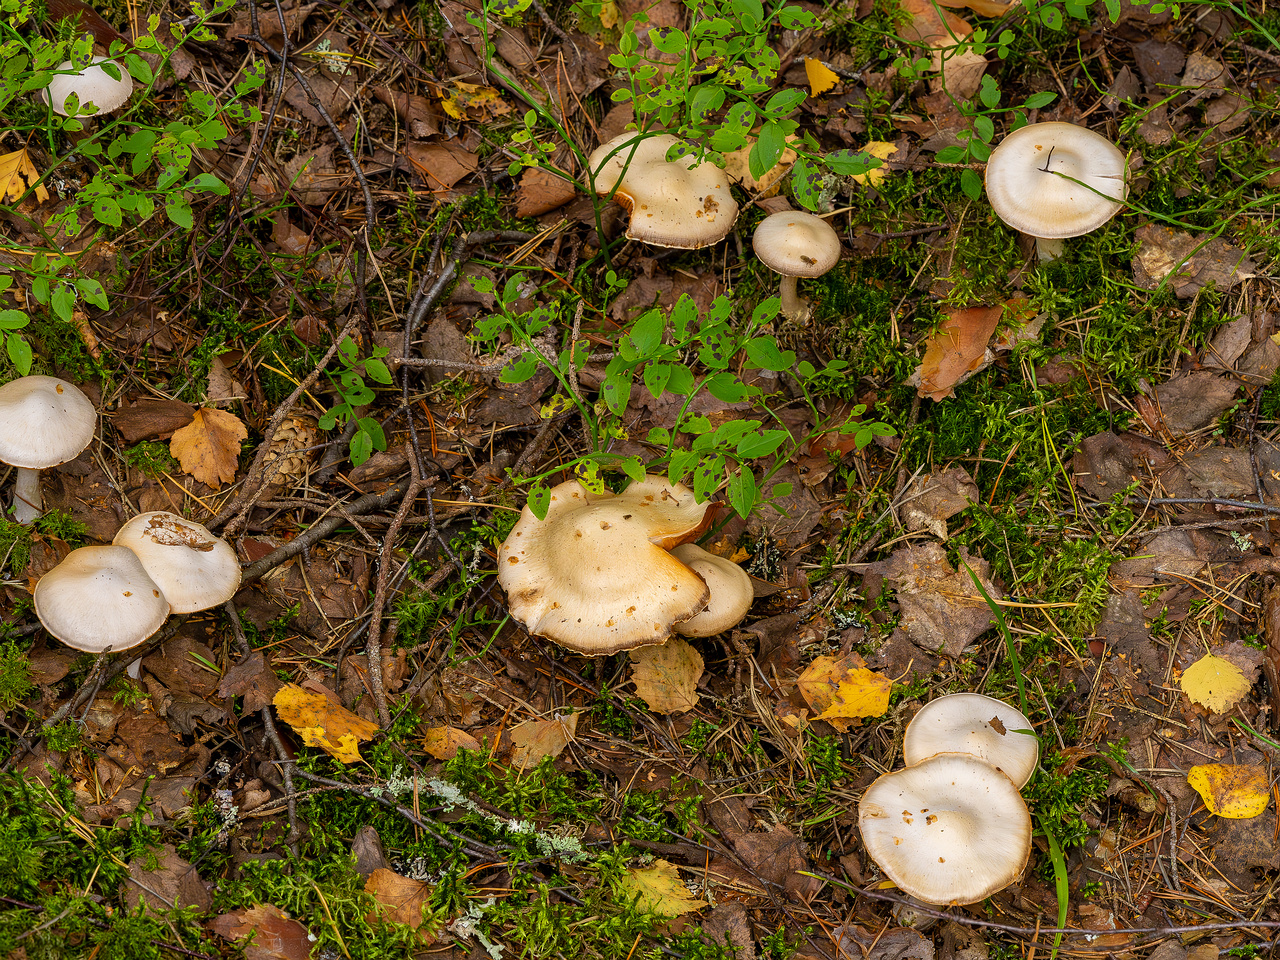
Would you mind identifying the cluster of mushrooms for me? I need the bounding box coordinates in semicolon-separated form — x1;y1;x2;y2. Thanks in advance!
588;121;1129;321
858;693;1040;905
0;375;239;655
496;475;753;654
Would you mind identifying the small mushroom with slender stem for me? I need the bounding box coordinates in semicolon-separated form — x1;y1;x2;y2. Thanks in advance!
903;693;1039;789
0;375;97;524
751;210;842;322
984;121;1128;262
43;56;134;117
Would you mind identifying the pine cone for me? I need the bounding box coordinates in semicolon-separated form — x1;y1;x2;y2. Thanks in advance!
262;414;318;496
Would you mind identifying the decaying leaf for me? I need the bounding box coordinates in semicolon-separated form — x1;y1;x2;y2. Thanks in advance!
272;683;380;764
365;867;435;937
209;903;312;960
797;654;891;730
508;712;578;771
630;636;705;714
406;141;479;192
1181;653;1251;714
0;147;50;203
169;407;248;488
847;141;898;186
914;304;1003;401
805;58;840;96
618;859;708;917
422;726;482;760
515;167;577;218
1188;764;1270;819
898;0;986;97
1132;224;1257;299
439;82;511;121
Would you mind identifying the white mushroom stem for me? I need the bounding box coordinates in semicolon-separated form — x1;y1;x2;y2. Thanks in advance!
12;467;42;524
777;275;810;322
1034;236;1065;262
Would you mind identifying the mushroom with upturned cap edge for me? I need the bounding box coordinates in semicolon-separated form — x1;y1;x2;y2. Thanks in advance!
497;475;712;655
751;210;842;322
858;753;1033;905
587;133;739;249
984;121;1128;262
34;545;170;653
903;693;1039;789
113;511;242;614
0;375;97;524
43;56;134;117
671;543;753;637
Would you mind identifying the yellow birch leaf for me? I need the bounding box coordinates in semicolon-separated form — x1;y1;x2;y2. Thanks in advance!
816;668;893;723
848;141;899;186
1188;764;1270;819
618;860;707;917
273;683;380;764
1180;653;1251;713
422;726;482;760
804;58;840;96
598;0;619;26
0;148;49;204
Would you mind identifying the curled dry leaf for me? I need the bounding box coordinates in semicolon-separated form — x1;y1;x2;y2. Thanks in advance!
913;305;1003;401
209;904;312;960
272;683;380;764
618;859;708;918
169;407;248;488
630;635;705;714
508;712;578;771
1188;764;1270;819
1181;653;1251;713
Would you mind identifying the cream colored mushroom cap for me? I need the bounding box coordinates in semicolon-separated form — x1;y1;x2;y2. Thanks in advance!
751;210;842;277
984;122;1128;239
671;543;753;637
44;57;134;117
587;133;739;248
113;511;242;614
34;546;170;653
0;375;96;469
859;754;1032;905
498;476;712;654
903;693;1039;788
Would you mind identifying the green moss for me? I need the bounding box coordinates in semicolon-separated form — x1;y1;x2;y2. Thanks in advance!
121;441;178;479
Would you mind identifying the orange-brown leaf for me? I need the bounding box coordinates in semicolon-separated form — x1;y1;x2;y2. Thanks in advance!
169;407;248;488
365;868;436;938
209;904;312;960
915;304;1003;401
272;683;380;764
508;713;577;771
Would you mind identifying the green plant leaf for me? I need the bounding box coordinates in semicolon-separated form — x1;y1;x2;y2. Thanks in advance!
1024;90;1058;109
749;120;787;179
0;310;29;331
704;372;749;403
736;429;789;458
644;362;671;398
743;336;794;371
527;483;551;520
961;168;983;200
50;284;75;323
692;454;724;502
166;198;193;229
726;467;757;518
7;333;32;375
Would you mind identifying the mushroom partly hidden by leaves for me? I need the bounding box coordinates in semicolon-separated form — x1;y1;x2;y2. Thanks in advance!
33;546;170;654
903;692;1039;789
498;475;742;654
0;375;96;524
43;56;134;117
751;210;842;322
984;121;1128;262
113;511;242;614
858;753;1033;905
669;543;753;638
587;133;739;249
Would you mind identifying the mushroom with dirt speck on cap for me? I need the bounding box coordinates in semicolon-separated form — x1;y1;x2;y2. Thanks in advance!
903;693;1040;789
751;210;842;322
0;375;97;524
113;511;242;613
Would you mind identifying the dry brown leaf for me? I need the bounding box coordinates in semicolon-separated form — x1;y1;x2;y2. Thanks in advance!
0;147;50;203
365;868;436;937
169;407;248;488
272;683;380;764
515;167;578;217
209;904;312;960
898;0;985;97
1132;224;1257;298
935;0;1015;16
509;712;578;770
630;636;705;714
406;141;479;192
422;725;482;760
914;304;1003;401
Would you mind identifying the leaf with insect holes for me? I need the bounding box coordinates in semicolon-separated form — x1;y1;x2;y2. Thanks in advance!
272;683;380;764
1181;653;1251;714
169;407;248;487
1188;764;1269;819
0;148;49;203
618;860;707;918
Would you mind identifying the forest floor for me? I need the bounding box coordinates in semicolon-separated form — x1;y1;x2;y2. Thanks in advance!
2;0;1280;956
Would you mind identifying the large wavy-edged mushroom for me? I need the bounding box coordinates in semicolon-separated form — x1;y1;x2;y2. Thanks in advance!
34;546;169;653
113;512;241;613
858;754;1032;905
903;693;1039;789
0;375;96;524
984;121;1128;262
498;476;712;654
587;133;738;249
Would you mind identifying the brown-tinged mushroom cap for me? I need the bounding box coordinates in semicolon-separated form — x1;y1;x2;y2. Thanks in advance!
0;375;96;524
903;693;1039;789
858;754;1032;905
984;121;1128;260
498;476;712;654
34;545;170;653
587;133;738;249
113;511;242;614
671;543;753;637
751;210;841;321
43;57;134;117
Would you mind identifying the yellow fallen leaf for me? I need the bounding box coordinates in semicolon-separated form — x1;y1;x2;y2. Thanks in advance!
273;683;379;764
618;860;707;917
848;141;898;186
1188;764;1270;819
722;134;799;197
0;148;49;203
804;58;840;96
439;83;511;121
630;636;704;714
422;726;482;760
797;653;891;730
1181;653;1250;714
169;407;248;488
509;712;577;771
598;0;618;27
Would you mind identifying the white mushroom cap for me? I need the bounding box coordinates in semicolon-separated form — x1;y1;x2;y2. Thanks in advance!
858;754;1032;905
113;512;242;614
44;57;134;117
671;543;753;637
984;122;1128;243
903;693;1039;789
498;475;712;654
0;375;96;469
587;133;739;249
751;211;842;278
34;545;170;653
